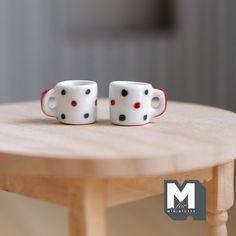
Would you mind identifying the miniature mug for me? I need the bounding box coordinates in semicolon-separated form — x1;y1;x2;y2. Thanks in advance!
109;81;167;126
41;80;97;124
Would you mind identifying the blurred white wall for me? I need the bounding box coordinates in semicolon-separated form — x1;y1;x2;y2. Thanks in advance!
0;0;235;110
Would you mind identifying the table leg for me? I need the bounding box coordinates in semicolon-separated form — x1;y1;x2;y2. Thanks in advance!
69;179;107;236
205;161;234;236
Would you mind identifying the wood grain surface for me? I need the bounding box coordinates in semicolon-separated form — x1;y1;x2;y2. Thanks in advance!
0;99;235;178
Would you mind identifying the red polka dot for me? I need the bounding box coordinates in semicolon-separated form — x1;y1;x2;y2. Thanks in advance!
71;100;77;107
134;102;141;109
111;99;116;106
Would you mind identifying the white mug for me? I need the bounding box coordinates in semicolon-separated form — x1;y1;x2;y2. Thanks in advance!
109;81;167;126
41;80;97;124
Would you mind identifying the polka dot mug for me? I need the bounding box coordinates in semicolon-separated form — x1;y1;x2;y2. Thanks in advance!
109;81;167;126
41;80;97;124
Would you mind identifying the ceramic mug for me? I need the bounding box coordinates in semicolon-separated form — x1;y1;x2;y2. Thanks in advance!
41;80;97;124
109;81;167;125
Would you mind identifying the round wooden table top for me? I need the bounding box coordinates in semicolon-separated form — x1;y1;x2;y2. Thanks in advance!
0;99;235;178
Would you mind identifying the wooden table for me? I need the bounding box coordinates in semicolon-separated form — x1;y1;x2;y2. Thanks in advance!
0;99;235;236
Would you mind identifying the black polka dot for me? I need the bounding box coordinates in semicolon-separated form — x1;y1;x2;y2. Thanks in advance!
143;114;148;121
84;113;89;119
119;114;126;121
121;89;128;97
61;89;66;95
61;113;66;119
144;89;149;95
85;89;91;95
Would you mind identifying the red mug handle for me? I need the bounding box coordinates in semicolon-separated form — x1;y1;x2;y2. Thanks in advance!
40;88;57;117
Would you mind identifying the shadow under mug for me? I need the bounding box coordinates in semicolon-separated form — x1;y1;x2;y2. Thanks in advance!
41;80;98;124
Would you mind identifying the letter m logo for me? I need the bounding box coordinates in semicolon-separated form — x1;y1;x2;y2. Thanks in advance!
164;180;206;220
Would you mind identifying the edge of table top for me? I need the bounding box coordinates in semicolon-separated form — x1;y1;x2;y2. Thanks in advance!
0;100;235;178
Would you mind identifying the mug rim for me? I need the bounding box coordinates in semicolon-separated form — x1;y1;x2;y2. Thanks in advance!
110;81;151;87
57;80;96;87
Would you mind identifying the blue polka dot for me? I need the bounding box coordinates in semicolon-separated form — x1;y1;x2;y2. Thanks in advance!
144;89;149;95
85;89;91;95
84;113;89;119
119;114;126;121
143;114;148;121
121;89;128;97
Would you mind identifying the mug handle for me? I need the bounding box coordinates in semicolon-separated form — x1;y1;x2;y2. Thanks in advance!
150;87;167;118
40;88;57;117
